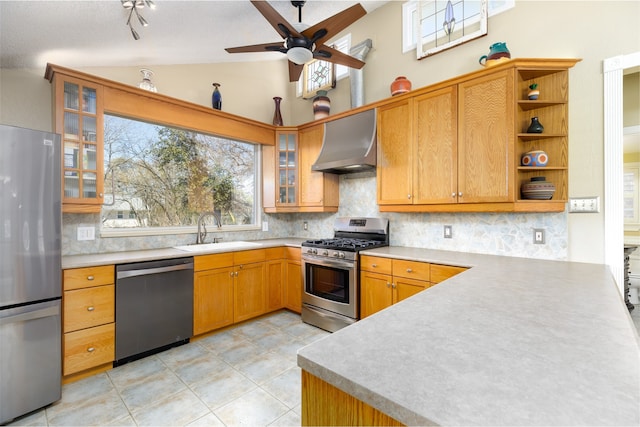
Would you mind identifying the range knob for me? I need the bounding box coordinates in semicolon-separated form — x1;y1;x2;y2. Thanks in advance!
306;248;317;254
332;251;340;258
321;250;329;256
338;252;346;259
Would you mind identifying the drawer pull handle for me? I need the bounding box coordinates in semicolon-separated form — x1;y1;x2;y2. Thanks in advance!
406;268;413;273
372;263;377;268
87;306;95;312
87;275;95;281
87;347;95;353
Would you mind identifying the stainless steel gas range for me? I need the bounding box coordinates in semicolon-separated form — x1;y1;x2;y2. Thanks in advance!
301;217;389;332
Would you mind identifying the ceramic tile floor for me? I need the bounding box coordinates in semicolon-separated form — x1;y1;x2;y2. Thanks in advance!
9;310;330;427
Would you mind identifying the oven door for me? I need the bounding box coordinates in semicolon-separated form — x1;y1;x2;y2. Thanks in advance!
302;255;357;319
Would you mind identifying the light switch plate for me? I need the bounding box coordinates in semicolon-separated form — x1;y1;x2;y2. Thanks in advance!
533;228;545;244
262;221;269;231
569;197;600;213
444;225;453;239
77;226;95;241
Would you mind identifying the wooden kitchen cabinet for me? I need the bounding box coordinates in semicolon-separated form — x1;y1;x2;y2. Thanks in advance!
263;125;338;213
233;249;267;323
285;247;302;313
49;71;104;213
62;265;115;378
377;59;578;213
194;262;234;335
360;256;467;318
265;247;286;312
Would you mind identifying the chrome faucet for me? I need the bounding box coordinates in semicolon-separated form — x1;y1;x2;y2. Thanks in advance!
196;211;222;244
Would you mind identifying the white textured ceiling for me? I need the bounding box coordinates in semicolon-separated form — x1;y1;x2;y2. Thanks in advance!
0;0;388;69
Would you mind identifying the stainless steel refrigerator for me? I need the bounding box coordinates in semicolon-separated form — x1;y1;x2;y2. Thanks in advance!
0;124;62;423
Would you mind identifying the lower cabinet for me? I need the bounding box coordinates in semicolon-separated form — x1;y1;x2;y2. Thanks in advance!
285;247;302;313
360;255;466;318
193;265;234;335
62;265;115;378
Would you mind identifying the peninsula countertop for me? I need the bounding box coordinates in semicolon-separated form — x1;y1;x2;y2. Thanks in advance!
297;247;640;426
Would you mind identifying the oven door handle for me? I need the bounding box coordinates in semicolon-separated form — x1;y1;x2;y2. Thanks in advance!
303;256;354;269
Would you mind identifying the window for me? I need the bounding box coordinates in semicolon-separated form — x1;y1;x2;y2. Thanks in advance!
299;34;351;98
402;0;514;53
102;114;259;234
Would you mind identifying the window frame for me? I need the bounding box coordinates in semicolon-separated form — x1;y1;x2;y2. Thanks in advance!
298;33;352;98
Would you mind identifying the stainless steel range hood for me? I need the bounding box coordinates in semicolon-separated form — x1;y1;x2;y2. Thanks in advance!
311;108;376;174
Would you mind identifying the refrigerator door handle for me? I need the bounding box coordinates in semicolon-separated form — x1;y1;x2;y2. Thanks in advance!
0;304;60;326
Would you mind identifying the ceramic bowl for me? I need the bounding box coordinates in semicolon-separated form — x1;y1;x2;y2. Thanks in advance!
521;176;556;200
521;150;548;167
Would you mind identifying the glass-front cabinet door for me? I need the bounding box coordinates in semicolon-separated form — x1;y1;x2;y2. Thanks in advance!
53;74;104;212
276;130;297;206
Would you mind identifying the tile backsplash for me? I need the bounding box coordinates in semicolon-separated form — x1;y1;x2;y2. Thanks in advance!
63;173;567;260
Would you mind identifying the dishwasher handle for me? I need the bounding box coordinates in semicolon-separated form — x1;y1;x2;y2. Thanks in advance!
116;262;194;280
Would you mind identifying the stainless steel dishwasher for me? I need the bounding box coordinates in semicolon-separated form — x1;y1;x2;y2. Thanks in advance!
115;257;194;365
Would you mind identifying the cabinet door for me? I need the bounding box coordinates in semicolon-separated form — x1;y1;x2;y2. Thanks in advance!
377;98;413;205
193;267;234;335
414;86;458;204
266;259;285;312
53;75;104;212
275;130;298;206
360;271;393;319
234;262;266;323
458;70;514;203
299;124;337;207
285;260;302;313
393;276;430;303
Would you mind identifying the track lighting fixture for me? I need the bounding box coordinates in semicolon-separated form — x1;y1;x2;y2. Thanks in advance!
122;0;155;40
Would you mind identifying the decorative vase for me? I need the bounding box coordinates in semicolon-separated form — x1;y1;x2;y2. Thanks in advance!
527;116;544;133
272;96;283;126
521;150;549;167
527;83;539;100
390;76;412;96
138;68;157;92
312;90;331;120
521;176;556;200
478;42;511;66
211;83;222;110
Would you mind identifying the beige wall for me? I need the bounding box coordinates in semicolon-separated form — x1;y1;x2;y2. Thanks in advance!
1;1;639;264
624;72;640;128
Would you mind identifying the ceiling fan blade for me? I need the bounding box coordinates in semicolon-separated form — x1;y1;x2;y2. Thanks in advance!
302;3;366;47
314;45;365;69
225;42;286;54
288;61;304;82
250;0;302;39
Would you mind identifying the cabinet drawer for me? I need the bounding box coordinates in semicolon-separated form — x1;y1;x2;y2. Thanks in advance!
265;247;286;260
286;247;301;260
235;249;266;265
393;259;430;281
360;256;392;275
63;323;115;376
64;285;114;332
63;265;114;290
431;264;467;284
195;253;234;271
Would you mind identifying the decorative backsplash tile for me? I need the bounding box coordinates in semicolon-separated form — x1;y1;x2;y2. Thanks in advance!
62;173;567;260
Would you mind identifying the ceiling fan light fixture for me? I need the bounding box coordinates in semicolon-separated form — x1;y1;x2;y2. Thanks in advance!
287;46;313;65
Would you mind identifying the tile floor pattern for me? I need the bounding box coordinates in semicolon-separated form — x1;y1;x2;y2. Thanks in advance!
9;310;330;427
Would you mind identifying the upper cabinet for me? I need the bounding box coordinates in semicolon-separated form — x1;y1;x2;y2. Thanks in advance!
51;74;105;213
377;58;579;213
263;123;338;213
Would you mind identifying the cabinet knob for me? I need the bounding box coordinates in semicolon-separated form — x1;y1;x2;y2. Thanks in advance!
406;268;413;273
235;271;239;277
392;283;397;289
451;192;456;198
99;193;103;198
407;194;411;199
87;275;94;281
372;263;377;268
230;271;234;277
87;347;95;353
458;192;463;197
87;306;95;312
386;282;391;288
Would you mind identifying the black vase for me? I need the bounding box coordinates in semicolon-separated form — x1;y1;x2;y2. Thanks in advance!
211;83;222;110
527;116;544;133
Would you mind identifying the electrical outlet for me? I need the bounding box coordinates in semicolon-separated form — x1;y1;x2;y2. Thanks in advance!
533;228;545;244
77;226;95;241
262;221;269;231
444;225;453;239
303;221;308;231
569;197;600;213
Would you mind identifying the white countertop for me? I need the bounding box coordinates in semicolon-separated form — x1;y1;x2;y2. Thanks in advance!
61;238;306;269
297;247;640;426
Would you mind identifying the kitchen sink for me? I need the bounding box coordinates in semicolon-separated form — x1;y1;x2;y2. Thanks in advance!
173;241;261;253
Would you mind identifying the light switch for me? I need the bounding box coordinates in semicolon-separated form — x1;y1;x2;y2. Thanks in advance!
569;197;600;213
77;226;95;241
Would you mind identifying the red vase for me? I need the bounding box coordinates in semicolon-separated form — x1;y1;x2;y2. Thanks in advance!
390;76;412;96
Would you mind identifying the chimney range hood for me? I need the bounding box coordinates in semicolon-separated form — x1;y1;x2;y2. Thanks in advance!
311;108;376;174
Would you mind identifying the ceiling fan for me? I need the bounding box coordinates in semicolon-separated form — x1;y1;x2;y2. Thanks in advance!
225;1;367;82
